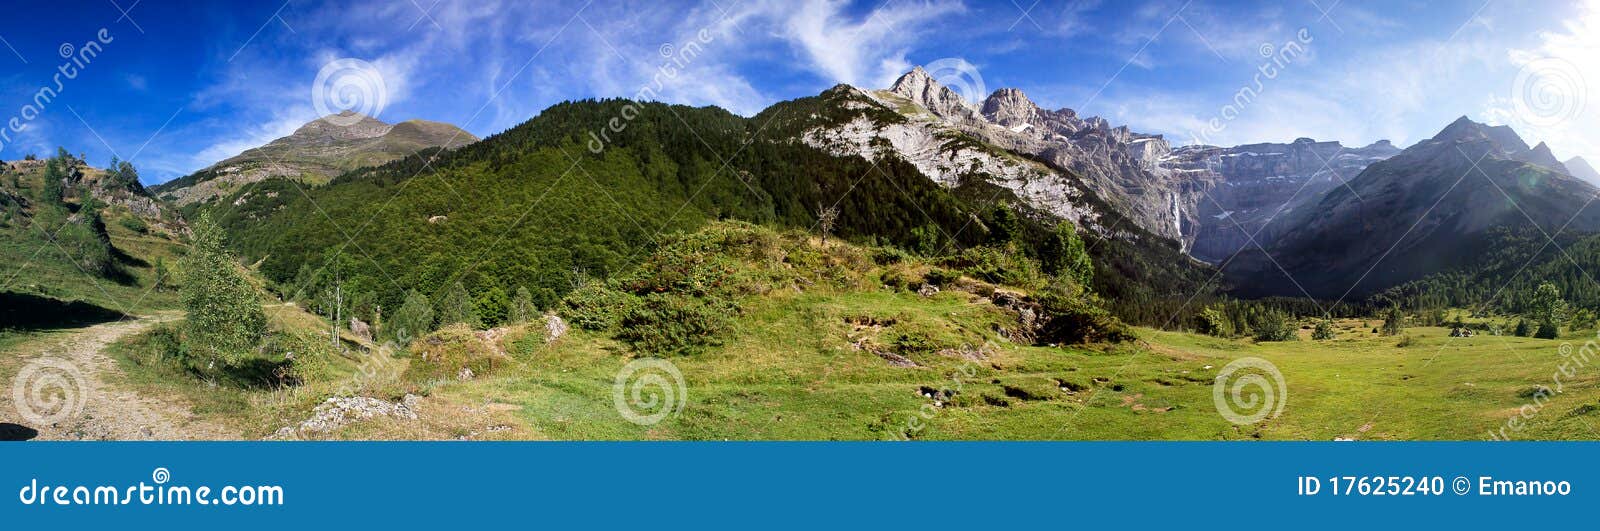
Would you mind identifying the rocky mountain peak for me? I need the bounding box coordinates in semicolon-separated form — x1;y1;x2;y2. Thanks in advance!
980;88;1040;126
292;111;394;142
1515;141;1568;173
1428;116;1531;156
1566;156;1600;186
890;65;979;122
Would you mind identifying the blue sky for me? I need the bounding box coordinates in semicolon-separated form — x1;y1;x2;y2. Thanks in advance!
0;0;1595;184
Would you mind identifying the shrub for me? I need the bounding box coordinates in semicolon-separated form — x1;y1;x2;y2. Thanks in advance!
1395;334;1417;348
1035;288;1135;344
617;294;733;355
870;246;909;266
1311;319;1335;340
1196;307;1234;337
121;323;185;370
389;290;434;346
1513;319;1531;337
880;266;922;291
1252;311;1297;342
922;268;961;287
1535;320;1560;339
54;216;115;276
1569;308;1597;330
1380;306;1405;337
561;281;640;331
949;245;1045;290
623;223;776;297
891;329;940;355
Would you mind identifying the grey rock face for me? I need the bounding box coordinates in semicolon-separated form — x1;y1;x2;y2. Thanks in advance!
1163;138;1400;263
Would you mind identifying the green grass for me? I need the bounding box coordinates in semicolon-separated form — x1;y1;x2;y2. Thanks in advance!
89;221;1600;441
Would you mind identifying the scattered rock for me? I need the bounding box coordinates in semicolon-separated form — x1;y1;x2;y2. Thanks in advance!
544;314;568;342
457;367;475;381
270;394;420;439
349;317;372;342
916;283;940;297
427;215;448;224
875;351;919;368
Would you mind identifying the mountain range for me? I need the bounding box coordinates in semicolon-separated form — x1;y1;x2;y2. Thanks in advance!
117;65;1600;321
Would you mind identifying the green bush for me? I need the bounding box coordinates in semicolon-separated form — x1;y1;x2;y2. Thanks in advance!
1196;307;1234;337
1035;288;1135;344
1311;319;1335;340
561;281;641;331
435;281;480;329
1513;319;1531;337
389;290;435;346
949;245;1045;290
1252;311;1297;342
617;294;733;355
1380;306;1406;337
1535;320;1560;339
922;268;961;287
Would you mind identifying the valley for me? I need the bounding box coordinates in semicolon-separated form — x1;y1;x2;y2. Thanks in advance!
5;66;1600;441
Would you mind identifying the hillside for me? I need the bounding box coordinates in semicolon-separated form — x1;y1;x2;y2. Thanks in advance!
1;151;185;330
192;87;1215;330
96;221;1600;441
152;112;478;206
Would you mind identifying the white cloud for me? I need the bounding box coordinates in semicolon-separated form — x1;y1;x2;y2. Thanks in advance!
1482;1;1600;162
760;0;966;88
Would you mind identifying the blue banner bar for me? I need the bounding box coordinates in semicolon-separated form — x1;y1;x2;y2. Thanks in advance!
1;442;1594;528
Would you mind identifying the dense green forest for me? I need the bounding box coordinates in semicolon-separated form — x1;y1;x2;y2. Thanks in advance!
190;90;1219;330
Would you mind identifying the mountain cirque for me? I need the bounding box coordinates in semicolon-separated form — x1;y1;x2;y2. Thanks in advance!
841;67;1399;263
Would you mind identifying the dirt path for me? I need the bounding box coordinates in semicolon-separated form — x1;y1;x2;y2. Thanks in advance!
1;316;238;440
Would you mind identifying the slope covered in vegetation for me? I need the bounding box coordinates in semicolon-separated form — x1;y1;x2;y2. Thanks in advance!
194;95;1215;335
